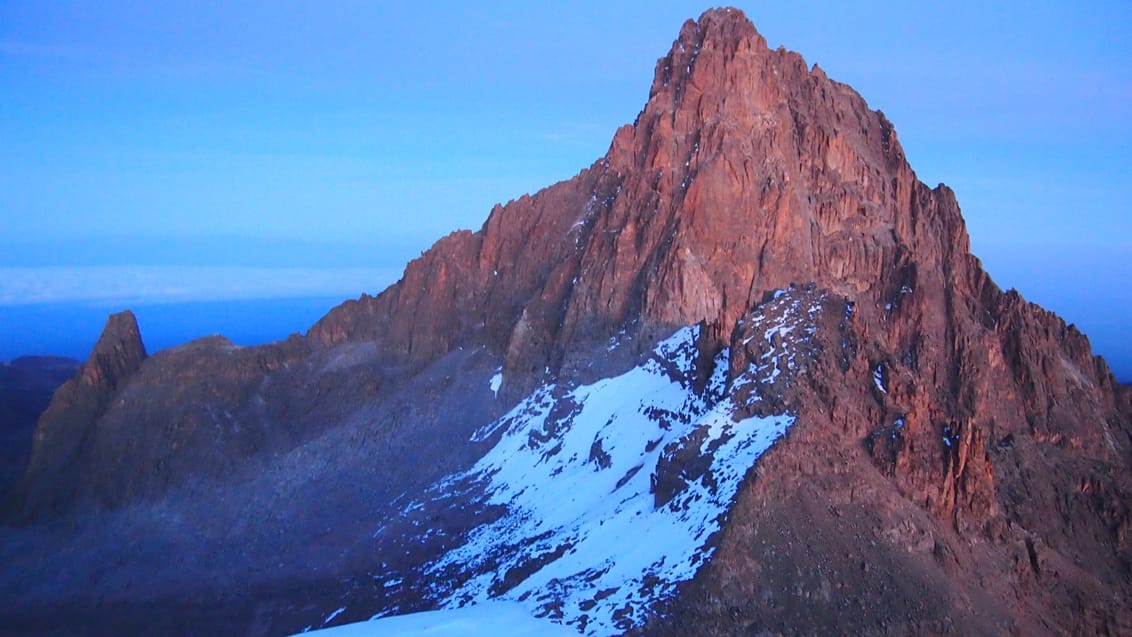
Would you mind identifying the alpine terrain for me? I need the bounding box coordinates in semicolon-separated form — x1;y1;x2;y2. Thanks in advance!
2;8;1130;636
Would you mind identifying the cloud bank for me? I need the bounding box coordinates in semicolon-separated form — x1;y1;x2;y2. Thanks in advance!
0;266;400;306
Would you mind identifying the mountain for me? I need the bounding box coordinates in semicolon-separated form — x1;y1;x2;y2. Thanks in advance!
2;8;1130;636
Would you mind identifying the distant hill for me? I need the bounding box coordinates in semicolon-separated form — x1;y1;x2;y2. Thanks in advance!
0;356;79;494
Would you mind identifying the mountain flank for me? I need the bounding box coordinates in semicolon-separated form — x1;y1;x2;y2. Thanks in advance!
2;8;1130;637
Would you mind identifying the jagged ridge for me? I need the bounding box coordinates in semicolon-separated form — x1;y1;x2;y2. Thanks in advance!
308;7;968;397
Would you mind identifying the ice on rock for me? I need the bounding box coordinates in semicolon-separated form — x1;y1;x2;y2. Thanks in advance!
417;318;807;634
323;607;346;625
327;290;825;636
873;364;887;394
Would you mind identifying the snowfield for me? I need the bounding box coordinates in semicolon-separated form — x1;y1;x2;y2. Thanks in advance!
302;602;577;636
303;289;823;636
420;326;792;636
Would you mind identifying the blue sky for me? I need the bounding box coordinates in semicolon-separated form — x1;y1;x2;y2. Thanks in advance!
1;2;1129;376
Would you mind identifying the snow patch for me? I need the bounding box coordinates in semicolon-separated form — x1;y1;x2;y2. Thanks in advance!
873;364;887;394
323;607;346;626
300;601;577;636
731;288;824;405
490;369;503;398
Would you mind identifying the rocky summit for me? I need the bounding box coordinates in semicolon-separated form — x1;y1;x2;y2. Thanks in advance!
2;8;1130;637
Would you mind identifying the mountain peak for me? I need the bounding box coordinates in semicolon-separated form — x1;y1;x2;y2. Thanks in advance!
647;7;766;107
5;310;146;521
680;7;763;51
312;6;954;393
79;310;147;388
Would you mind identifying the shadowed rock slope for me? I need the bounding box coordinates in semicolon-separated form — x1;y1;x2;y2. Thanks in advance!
3;8;1130;637
7;311;147;520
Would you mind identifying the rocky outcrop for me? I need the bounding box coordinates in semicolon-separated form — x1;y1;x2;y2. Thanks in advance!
4;324;332;519
6;311;146;520
651;280;1132;635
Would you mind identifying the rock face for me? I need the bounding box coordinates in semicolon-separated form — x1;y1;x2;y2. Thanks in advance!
307;9;966;399
2;7;1130;637
6;311;147;520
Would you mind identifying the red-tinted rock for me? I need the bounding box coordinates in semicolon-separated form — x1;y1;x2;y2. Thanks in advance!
309;8;972;404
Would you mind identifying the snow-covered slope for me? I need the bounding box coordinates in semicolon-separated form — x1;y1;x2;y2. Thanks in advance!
303;289;824;636
419;326;792;635
302;602;577;636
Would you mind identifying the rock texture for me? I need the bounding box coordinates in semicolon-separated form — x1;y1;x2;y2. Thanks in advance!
7;311;147;520
306;9;965;400
2;7;1130;637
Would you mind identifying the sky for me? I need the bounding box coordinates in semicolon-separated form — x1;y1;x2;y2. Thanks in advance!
1;1;1129;376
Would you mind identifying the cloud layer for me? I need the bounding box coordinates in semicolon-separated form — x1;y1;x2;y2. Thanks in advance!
0;266;400;306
